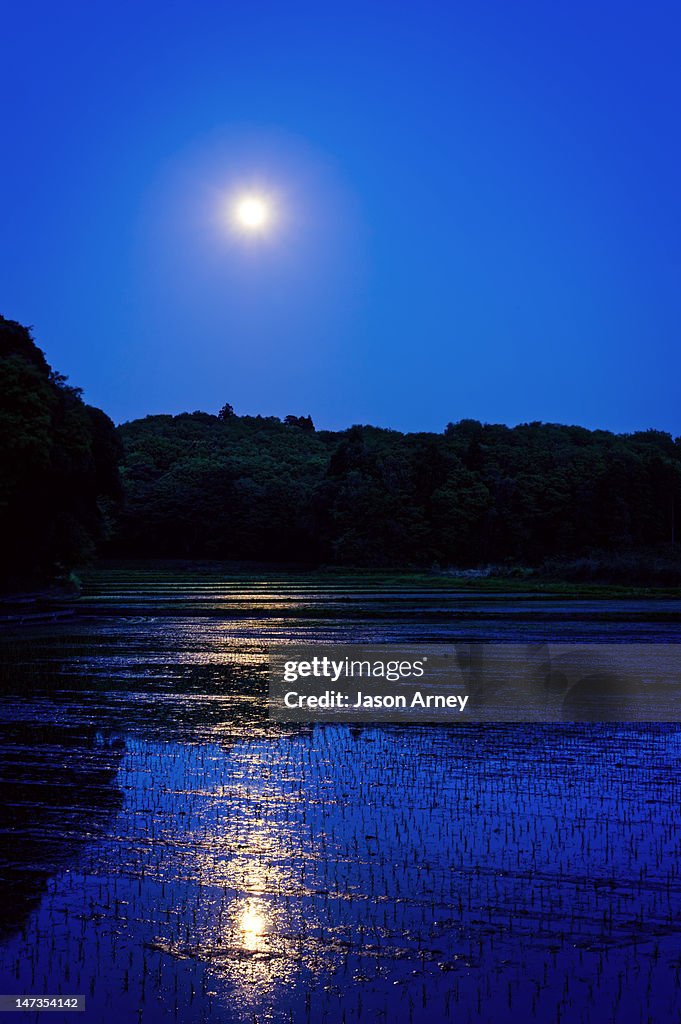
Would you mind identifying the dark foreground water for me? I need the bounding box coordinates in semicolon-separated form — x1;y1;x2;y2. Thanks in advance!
1;567;681;1024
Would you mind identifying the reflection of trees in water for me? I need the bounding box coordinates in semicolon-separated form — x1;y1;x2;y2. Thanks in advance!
0;634;268;942
0;724;125;939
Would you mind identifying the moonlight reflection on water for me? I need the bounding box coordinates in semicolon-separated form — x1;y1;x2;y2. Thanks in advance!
1;567;681;1023
238;901;267;951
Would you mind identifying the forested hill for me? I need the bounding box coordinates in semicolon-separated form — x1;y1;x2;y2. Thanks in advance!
114;410;681;574
3;312;680;584
0;316;121;590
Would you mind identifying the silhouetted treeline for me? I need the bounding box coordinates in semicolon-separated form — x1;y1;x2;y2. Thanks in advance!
113;410;681;573
4;312;680;582
0;316;121;589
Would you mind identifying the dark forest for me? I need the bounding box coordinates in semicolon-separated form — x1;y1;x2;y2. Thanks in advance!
3;315;681;588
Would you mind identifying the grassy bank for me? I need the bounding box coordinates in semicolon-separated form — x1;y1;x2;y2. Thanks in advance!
82;559;681;601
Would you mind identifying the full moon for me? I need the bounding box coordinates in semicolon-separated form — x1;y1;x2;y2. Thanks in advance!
233;194;270;232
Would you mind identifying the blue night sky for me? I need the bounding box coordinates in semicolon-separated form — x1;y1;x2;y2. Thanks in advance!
2;1;680;434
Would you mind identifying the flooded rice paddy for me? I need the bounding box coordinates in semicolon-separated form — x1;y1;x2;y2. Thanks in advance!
1;566;681;1023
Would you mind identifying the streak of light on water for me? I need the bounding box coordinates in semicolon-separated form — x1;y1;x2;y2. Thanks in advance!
1;566;681;1023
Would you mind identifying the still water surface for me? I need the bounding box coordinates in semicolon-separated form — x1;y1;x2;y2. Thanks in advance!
1;567;681;1023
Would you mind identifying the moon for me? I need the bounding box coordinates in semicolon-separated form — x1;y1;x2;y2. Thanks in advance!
233;194;270;232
